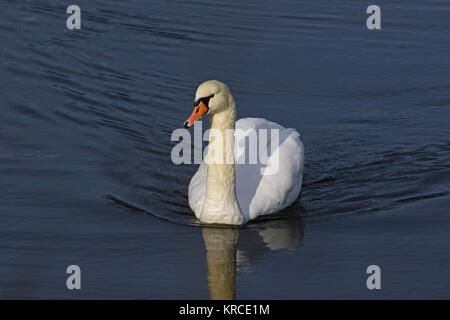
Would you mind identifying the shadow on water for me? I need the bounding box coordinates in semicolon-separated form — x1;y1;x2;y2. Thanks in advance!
202;227;239;300
203;217;305;300
108;194;304;300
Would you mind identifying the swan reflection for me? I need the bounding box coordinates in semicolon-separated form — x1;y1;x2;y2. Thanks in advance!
202;217;304;300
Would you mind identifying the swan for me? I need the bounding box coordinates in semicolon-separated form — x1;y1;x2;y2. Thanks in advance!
184;80;304;225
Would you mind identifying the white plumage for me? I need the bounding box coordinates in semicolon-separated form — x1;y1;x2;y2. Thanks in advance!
189;117;304;223
184;81;304;225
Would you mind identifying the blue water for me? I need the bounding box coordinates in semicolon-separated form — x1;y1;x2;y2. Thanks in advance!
0;0;449;299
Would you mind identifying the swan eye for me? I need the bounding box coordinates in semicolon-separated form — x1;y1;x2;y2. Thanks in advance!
194;94;214;107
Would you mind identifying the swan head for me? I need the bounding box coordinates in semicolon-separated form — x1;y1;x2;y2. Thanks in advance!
184;80;233;128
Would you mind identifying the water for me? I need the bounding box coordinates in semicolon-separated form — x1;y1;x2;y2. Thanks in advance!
1;0;449;299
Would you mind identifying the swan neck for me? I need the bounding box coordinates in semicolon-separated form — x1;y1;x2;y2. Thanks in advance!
207;103;236;200
202;100;243;224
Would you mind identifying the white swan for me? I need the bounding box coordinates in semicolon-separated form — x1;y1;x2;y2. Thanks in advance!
184;80;304;225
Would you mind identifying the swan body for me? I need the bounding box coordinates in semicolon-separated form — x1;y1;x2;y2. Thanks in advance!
184;81;304;225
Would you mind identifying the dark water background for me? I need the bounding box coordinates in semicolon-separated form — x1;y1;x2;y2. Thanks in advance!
1;0;449;299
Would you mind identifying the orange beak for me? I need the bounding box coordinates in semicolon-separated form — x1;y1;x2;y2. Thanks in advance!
184;100;209;128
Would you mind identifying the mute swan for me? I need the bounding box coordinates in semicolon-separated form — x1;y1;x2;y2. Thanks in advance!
184;80;304;225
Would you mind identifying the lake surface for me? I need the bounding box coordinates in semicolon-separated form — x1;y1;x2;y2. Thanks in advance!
1;0;449;299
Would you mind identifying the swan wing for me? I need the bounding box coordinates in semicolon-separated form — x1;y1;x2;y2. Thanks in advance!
188;117;304;222
235;118;304;220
